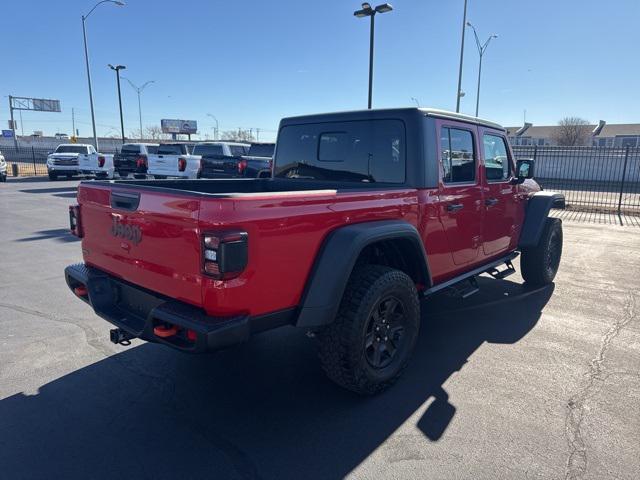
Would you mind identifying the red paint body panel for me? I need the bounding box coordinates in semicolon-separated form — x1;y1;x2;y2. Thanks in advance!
75;124;538;320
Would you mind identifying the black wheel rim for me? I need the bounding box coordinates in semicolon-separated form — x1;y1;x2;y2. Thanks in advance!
364;295;406;369
546;229;561;277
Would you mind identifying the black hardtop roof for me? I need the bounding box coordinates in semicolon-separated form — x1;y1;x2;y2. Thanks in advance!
280;107;505;131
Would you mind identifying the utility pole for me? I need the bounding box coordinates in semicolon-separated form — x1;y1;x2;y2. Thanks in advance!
72;108;76;137
108;64;126;143
256;128;260;141
19;110;24;136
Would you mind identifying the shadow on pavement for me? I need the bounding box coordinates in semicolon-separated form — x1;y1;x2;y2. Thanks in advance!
0;278;553;479
16;228;79;243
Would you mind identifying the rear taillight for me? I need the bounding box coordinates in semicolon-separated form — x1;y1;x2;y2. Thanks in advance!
202;231;248;280
136;155;148;168
238;159;247;175
178;157;187;172
69;205;83;238
98;156;106;168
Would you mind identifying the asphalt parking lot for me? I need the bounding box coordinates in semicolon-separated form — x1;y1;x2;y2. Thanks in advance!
1;177;639;480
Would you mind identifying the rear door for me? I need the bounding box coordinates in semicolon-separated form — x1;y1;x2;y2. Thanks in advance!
436;122;484;266
79;185;203;307
479;129;522;256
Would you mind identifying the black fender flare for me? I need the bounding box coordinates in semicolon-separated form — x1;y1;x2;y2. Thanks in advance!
296;220;431;329
518;191;565;249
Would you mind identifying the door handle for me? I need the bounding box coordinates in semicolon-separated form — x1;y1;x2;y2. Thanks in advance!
446;203;464;212
485;198;499;207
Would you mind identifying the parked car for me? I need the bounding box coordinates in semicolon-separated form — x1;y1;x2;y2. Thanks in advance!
79;151;115;179
195;142;252;178
54;133;70;139
0;151;6;182
46;144;95;180
147;143;199;179
65;107;564;395
239;142;275;178
113;143;159;179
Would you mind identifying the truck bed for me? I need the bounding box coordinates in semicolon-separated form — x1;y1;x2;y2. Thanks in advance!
76;179;421;319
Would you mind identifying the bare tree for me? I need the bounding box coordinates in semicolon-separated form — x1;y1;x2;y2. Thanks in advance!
552;117;591;146
145;125;163;140
220;128;255;142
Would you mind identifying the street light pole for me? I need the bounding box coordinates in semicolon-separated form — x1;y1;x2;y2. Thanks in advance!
108;64;126;143
354;3;393;110
467;22;498;117
81;1;126;151
207;114;219;140
455;0;468;113
123;77;154;140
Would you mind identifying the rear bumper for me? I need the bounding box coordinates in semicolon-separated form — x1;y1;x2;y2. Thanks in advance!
65;263;294;353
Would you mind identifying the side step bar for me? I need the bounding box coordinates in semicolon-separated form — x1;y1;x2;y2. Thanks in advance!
422;252;519;298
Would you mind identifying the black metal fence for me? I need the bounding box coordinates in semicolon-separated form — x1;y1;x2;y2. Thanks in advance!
0;145;120;177
513;146;640;214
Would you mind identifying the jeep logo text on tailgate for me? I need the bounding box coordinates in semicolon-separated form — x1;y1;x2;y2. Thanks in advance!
110;217;142;245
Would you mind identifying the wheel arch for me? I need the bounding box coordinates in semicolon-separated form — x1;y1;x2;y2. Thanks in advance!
519;191;565;249
296;220;431;329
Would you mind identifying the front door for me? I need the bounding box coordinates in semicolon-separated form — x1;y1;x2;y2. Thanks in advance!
437;123;484;266
480;130;519;256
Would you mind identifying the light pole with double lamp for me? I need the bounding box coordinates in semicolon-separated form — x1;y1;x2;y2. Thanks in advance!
82;0;125;150
353;3;393;109
466;21;498;117
108;64;127;143
123;77;154;140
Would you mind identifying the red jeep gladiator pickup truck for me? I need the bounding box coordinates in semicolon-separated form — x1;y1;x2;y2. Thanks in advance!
65;108;564;394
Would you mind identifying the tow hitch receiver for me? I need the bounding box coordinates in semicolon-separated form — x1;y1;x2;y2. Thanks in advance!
110;328;134;346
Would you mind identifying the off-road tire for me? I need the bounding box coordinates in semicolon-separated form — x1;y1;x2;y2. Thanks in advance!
48;172;57;181
521;217;563;286
0;173;6;182
317;264;420;395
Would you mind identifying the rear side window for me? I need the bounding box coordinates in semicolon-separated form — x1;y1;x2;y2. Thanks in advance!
229;145;249;157
147;145;159;154
193;144;224;156
483;134;511;181
440;127;476;183
274;119;405;183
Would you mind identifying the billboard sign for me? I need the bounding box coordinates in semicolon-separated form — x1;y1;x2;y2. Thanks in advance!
161;119;197;134
10;96;61;112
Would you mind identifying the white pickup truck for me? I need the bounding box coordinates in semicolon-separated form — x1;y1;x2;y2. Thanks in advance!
147;143;200;179
79;150;115;179
47;144;96;180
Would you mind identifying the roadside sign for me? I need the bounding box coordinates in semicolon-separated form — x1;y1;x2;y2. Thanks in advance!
2;129;14;138
161;119;197;134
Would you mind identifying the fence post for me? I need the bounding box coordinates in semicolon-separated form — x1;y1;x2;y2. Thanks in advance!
533;145;538;161
617;145;630;216
31;146;37;176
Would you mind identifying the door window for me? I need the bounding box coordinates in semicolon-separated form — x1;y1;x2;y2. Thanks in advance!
483;134;511;181
440;127;476;183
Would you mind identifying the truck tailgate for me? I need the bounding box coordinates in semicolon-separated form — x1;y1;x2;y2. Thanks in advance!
78;184;203;307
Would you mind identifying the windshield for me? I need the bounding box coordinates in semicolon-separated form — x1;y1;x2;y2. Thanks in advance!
55;145;89;154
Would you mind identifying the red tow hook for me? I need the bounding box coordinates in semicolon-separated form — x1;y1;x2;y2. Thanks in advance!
74;285;88;296
154;325;179;338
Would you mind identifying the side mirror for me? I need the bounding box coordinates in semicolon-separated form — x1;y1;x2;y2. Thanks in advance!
512;159;535;184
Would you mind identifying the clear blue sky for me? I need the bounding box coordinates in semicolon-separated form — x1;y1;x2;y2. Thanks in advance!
2;0;639;141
